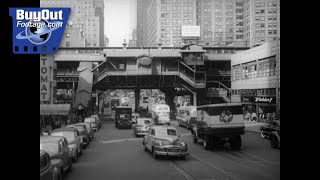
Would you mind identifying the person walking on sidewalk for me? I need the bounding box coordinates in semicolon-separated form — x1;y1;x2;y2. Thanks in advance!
251;112;257;122
246;111;252;123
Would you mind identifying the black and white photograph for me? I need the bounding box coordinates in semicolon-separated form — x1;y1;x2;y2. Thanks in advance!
39;0;280;180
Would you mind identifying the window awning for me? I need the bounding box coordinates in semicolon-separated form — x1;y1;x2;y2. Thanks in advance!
40;104;71;115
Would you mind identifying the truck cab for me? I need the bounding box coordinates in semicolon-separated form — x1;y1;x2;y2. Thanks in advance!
115;106;132;129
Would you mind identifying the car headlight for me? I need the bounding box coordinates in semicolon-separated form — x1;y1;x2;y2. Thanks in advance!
69;148;73;151
181;142;186;146
158;141;163;146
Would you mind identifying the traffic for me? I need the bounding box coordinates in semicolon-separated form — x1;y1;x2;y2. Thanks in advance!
40;101;279;180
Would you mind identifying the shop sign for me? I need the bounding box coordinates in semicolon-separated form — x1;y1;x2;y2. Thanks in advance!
241;89;255;97
242;97;254;102
40;58;50;101
255;97;276;104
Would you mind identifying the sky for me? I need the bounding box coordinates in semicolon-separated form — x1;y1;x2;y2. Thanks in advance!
105;0;137;47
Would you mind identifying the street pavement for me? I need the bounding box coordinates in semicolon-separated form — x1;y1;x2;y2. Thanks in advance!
63;119;279;180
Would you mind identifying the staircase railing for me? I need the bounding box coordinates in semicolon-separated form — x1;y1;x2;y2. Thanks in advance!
178;61;206;88
207;80;231;102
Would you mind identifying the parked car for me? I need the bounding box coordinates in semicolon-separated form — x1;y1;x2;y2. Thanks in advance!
40;150;62;180
269;122;280;149
40;136;72;175
67;124;90;148
51;127;82;162
91;115;101;129
142;125;188;160
133;117;152;137
76;122;94;140
84;117;98;132
260;120;280;139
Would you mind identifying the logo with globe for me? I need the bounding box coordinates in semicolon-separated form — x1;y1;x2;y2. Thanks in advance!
16;19;60;45
26;20;51;44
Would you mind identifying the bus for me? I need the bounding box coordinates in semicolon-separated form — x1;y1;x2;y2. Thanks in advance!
176;106;197;129
150;104;170;125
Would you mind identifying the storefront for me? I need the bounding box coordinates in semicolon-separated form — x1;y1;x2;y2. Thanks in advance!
241;89;277;123
40;104;71;132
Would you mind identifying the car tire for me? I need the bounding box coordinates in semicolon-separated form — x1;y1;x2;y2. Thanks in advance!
270;134;279;149
192;132;198;143
230;135;241;150
260;130;266;139
152;148;158;159
72;154;77;163
203;136;210;150
57;171;62;180
144;145;148;152
67;159;72;173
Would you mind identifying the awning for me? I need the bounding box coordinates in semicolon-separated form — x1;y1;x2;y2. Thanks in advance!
40;104;71;115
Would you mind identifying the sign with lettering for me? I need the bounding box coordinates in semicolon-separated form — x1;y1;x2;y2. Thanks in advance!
255;97;276;104
40;58;50;101
241;89;255;97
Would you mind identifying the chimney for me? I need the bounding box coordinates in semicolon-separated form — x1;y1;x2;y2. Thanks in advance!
157;39;162;49
122;39;127;49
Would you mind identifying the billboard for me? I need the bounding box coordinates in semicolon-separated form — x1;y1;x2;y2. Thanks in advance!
181;26;200;37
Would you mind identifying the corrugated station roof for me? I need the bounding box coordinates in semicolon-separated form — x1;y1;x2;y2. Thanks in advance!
103;49;181;57
204;54;232;61
40;104;71;115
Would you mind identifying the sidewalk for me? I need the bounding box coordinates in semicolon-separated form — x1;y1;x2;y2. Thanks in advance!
244;121;268;133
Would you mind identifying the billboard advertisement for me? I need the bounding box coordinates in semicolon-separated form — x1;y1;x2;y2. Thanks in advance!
181;26;200;37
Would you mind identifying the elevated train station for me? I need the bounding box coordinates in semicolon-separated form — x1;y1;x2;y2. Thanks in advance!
54;44;249;113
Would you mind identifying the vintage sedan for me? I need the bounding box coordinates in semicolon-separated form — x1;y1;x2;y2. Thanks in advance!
40;136;72;175
260;120;280;139
142;126;188;160
67;124;90;148
51;127;82;162
40;150;62;180
133;118;152;137
91;115;102;129
76;122;94;140
84;117;98;132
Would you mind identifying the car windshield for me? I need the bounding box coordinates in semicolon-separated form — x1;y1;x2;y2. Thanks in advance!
119;114;130;119
40;142;58;153
137;119;151;125
85;118;96;122
156;129;177;136
52;131;75;142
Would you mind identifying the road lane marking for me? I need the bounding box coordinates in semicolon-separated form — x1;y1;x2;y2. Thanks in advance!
239;151;280;165
189;154;238;180
169;161;197;180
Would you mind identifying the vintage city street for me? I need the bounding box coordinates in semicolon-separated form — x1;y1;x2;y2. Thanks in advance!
63;118;280;180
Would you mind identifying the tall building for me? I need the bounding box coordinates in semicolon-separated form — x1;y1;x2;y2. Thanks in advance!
243;0;280;47
145;0;197;47
138;0;279;47
40;0;104;47
93;0;105;47
129;29;137;47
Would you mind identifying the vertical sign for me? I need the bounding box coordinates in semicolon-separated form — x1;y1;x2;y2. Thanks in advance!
40;58;50;101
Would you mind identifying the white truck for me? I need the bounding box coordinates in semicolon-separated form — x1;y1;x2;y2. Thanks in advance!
191;103;245;150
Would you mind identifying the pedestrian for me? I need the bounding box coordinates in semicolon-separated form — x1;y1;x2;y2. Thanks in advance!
251;111;257;122
246;111;252;123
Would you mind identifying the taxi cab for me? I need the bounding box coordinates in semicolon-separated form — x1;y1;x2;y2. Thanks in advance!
142;125;188;160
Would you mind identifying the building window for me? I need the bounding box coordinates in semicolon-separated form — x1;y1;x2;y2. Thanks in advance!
66;42;70;47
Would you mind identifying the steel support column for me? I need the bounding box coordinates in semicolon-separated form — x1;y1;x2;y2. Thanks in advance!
134;88;140;112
